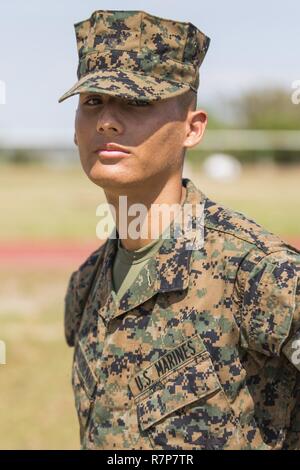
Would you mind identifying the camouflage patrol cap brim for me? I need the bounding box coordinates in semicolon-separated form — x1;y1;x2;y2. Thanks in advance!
58;10;210;104
58;69;191;103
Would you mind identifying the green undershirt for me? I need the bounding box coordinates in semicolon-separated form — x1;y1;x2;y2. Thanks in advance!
112;227;167;302
112;186;188;302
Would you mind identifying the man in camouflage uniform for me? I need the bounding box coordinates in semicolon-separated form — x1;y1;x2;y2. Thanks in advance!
59;10;300;450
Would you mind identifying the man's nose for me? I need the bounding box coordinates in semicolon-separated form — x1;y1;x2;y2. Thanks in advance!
96;107;124;136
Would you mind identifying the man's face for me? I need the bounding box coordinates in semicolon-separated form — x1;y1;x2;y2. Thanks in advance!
74;92;204;191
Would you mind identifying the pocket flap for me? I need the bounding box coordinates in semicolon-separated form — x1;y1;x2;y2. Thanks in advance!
137;353;221;431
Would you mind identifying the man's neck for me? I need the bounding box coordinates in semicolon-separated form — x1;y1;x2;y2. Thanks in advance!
104;177;186;251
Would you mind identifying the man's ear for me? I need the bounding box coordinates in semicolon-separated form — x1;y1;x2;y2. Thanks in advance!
183;110;207;149
74;133;78;146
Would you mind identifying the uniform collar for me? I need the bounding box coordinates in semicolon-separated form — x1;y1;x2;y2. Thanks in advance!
97;178;206;324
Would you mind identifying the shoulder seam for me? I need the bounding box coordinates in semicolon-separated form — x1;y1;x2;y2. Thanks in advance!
204;222;283;256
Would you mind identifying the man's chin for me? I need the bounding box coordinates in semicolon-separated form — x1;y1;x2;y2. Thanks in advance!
86;166;139;190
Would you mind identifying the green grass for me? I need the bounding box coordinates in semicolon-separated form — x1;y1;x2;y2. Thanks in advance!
0;267;78;449
0;162;299;241
0;164;106;241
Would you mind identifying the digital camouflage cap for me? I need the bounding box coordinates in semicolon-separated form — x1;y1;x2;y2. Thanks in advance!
58;10;210;103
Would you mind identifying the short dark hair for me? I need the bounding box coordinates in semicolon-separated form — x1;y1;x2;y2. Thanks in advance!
176;90;198;160
177;89;197;113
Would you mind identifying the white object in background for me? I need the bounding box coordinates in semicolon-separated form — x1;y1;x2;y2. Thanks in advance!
182;160;194;180
202;153;242;182
0;340;6;364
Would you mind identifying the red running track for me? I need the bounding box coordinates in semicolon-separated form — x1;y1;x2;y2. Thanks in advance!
0;241;103;268
0;238;299;269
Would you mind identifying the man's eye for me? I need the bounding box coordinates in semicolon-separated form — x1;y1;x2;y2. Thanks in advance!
84;97;102;106
82;97;151;107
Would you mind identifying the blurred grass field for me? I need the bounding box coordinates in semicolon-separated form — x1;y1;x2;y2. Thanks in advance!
0;267;78;449
0;162;299;241
0;162;299;449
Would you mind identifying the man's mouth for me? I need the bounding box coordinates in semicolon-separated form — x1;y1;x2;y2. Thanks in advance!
95;143;131;159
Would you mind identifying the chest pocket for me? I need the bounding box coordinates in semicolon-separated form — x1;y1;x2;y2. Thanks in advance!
131;334;248;450
72;341;97;442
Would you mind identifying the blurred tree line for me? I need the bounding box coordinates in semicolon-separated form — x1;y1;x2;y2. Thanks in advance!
189;87;300;164
230;87;300;130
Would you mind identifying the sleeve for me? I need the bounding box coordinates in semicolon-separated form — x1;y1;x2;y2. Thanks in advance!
233;248;300;366
64;269;81;347
283;372;300;448
64;246;104;347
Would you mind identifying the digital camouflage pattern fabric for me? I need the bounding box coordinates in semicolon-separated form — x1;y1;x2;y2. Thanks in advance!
64;178;300;450
58;10;210;103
